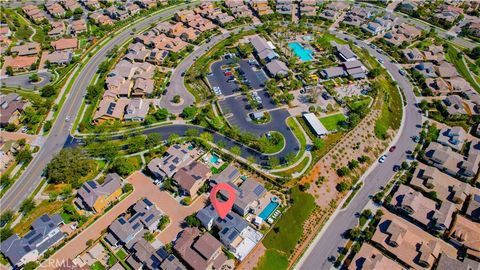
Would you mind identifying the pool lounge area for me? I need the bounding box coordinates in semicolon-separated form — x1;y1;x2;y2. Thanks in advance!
258;198;280;220
289;42;314;62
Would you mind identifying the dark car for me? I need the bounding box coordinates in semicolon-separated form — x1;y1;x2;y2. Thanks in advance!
393;165;401;172
389;146;396;152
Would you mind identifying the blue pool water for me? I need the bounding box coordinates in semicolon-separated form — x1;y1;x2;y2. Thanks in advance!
259;201;279;220
210;154;219;163
288;42;314;62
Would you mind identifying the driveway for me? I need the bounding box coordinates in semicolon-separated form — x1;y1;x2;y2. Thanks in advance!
0;71;52;89
41;172;205;269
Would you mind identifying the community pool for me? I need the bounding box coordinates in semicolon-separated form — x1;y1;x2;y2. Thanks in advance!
259;200;279;220
288;42;314;62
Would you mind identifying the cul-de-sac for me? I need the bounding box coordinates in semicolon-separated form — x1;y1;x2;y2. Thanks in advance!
0;0;480;269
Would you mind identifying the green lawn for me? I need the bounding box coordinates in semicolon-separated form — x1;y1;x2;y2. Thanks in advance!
273;155;310;178
262;187;316;256
116;249;128;260
254;250;289;270
91;261;105;270
319;113;347;131
262;131;285;154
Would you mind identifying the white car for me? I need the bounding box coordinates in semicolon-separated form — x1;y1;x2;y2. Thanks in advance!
379;155;387;163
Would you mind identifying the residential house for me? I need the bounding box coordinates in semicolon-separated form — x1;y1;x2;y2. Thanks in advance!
46;2;66;18
225;0;253;18
0;140;21;173
22;5;47;22
51;38;78;51
410;163;472;205
371;211;457;269
75;173;123;212
276;0;293;15
147;144;193;180
173;161;211;198
425;141;479;180
343;59;366;79
90;12;113;25
250;0;273;16
392;184;454;232
436;252;480;270
425;78;450;95
402;48;423;62
435;62;459;78
123;99;152;122
71;19;88;35
48;21;66;38
126;239;167;270
174;227;227;270
62;0;81;11
449;215;480;259
299;0;317;17
45;51;73;66
105;198;162;247
399;1;418;12
0;214;64;267
225;178;266;216
93;97;129;124
11;42;40;56
209;165;241;186
303;112;328;136
84;0;100;10
415;62;437;78
349;243;404;270
466;193;480;221
2;56;37;73
0;93;29;127
197;206;262;261
160;254;187;270
437;126;467;151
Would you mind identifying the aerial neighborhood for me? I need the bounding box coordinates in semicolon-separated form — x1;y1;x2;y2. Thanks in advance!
0;0;480;270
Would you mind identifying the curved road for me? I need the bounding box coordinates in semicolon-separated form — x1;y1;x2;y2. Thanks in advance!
0;2;200;213
0;71;52;89
295;31;423;269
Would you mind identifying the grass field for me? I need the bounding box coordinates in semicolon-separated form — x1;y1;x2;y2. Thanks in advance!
254;250;289;270
319;113;347;131
262;187;316;258
273;155;310;178
262;131;285;154
14;200;64;236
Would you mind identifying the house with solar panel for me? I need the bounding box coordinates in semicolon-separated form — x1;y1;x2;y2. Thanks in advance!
218;178;267;216
0;214;65;267
196;205;263;261
75;173;123;213
104;198;162;249
147;144;194;180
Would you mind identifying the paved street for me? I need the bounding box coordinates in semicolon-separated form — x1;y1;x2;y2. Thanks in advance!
0;3;199;213
295;31;423;269
40;172;206;269
0;71;52;89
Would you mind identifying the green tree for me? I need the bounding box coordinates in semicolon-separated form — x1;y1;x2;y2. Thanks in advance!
15;149;32;164
20;198;36;215
336;181;351;192
122;183;133;193
46;148;94;186
200;132;213;142
185;128;199;137
230;146;241;156
111;158;136;177
145;133;162;149
185;214;200;227
158;215;170;231
0;211;14;226
127;135;146;154
0;174;12;188
0;227;13;242
268;156;280;168
40;84;57;97
172;95;181;103
181;106;197;119
154;108;169;121
29;73;39;82
168;134;179;144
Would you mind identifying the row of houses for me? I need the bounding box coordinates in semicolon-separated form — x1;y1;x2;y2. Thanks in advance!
88;0;168;26
4;38;78;73
321;42;367;80
351;127;480;269
276;0;323;18
249;35;290;77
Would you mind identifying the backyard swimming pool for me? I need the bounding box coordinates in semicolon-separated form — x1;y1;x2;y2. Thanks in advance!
210;154;220;164
259;200;279;220
288;42;314;62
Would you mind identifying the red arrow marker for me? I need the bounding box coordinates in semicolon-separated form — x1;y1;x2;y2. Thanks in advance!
210;183;236;219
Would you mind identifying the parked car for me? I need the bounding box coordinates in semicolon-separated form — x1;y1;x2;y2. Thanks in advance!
393;165;400;172
389;146;396;152
379;155;387;163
